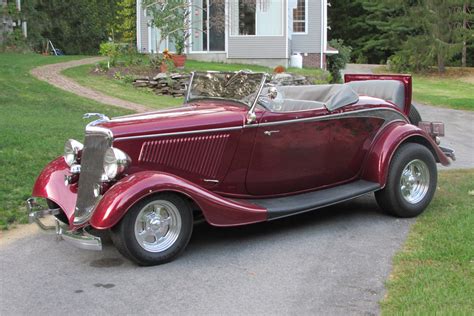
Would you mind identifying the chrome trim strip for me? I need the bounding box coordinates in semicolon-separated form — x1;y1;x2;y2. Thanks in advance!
203;179;220;184
114;108;407;141
115;126;243;141
257;107;408;128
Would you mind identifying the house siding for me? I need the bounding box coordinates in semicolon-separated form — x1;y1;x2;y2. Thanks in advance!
138;3;150;53
227;36;287;59
227;0;288;59
291;0;322;54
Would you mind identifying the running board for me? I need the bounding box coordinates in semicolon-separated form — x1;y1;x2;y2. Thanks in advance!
244;180;381;220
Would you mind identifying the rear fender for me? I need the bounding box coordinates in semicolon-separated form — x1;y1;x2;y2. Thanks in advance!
362;121;450;187
89;171;267;230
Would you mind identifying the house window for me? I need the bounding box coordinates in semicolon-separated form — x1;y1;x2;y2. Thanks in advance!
238;1;256;35
293;0;306;33
191;0;226;52
231;0;283;36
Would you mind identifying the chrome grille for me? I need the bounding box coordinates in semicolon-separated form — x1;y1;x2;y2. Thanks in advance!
74;132;112;224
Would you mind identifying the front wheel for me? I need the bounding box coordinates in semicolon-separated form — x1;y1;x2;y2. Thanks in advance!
111;193;193;266
375;143;437;218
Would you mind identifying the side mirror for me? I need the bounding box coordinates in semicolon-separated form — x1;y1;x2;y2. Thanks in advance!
268;87;278;100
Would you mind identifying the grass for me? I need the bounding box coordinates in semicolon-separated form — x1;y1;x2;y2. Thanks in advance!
62;59;330;109
412;75;474;111
375;66;474;111
381;169;474;314
0;53;131;229
62;64;183;110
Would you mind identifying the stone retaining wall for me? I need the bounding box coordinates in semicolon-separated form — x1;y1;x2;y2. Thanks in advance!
133;73;314;98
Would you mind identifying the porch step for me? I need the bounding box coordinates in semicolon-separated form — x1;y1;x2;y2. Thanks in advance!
244;180;381;220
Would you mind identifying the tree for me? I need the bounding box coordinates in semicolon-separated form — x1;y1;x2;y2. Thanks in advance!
20;0;118;54
114;0;136;44
327;39;352;83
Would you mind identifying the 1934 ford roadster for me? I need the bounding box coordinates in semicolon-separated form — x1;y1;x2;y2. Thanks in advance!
27;71;455;265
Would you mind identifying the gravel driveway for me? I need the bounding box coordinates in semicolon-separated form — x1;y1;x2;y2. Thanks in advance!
0;61;471;315
30;57;150;113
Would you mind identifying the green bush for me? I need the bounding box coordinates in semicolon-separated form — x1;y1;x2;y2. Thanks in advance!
327;39;352;83
99;42;120;68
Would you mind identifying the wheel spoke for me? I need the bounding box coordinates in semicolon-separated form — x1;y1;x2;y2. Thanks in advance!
400;159;430;204
134;200;182;253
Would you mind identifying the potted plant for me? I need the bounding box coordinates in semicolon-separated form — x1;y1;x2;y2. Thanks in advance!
143;0;191;68
171;32;187;68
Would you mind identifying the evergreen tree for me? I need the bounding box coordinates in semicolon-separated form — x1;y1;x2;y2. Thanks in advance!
115;0;136;44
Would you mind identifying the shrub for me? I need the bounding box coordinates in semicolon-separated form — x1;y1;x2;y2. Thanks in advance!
99;42;120;68
327;39;352;83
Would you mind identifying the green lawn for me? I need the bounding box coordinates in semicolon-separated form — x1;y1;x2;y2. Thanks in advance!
0;53;131;229
381;169;474;314
412;75;474;111
62;59;330;109
62;64;183;110
374;66;474;111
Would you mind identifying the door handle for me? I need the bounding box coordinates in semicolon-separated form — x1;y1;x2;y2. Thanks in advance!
264;130;280;136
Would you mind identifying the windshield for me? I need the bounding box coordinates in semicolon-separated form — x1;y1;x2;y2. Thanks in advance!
185;72;267;107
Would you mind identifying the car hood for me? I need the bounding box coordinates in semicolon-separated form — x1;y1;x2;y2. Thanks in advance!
96;101;249;139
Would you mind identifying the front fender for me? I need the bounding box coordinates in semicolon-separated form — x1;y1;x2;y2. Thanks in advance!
362;121;450;186
32;157;77;225
89;171;267;230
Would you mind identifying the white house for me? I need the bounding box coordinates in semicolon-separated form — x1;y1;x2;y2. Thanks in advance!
136;0;336;68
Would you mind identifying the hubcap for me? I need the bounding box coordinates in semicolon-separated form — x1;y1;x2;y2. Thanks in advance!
134;200;182;253
400;159;430;204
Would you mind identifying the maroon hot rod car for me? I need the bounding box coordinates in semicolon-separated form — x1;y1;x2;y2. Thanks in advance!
27;71;454;265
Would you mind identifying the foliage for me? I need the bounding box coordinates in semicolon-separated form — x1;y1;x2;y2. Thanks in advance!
328;0;378;63
327;39;352;83
142;0;191;54
329;0;473;70
99;42;120;67
0;29;32;53
149;49;175;72
0;53;131;229
381;170;474;314
19;0;118;55
114;0;136;44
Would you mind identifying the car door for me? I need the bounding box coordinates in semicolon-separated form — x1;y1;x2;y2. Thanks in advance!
246;108;332;195
245;108;384;196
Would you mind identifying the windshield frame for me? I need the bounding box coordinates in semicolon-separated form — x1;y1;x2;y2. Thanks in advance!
184;71;268;110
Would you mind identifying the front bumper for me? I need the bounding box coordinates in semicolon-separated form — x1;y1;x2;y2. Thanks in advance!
27;198;102;251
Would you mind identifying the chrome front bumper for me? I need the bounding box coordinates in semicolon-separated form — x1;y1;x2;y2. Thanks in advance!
27;198;102;251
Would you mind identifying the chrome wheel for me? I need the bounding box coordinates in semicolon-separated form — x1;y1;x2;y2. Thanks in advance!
134;200;182;253
400;159;430;204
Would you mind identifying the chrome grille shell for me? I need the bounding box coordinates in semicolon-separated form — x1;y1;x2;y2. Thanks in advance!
73;128;112;225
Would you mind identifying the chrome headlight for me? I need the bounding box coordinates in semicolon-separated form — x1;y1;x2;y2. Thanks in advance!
103;147;131;180
64;139;83;167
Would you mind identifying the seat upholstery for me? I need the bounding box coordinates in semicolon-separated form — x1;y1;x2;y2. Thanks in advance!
347;80;405;110
274;84;359;112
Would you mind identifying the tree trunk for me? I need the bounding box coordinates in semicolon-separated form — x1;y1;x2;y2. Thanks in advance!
462;3;468;68
438;52;446;73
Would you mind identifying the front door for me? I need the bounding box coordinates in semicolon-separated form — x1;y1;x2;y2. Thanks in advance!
245;110;384;196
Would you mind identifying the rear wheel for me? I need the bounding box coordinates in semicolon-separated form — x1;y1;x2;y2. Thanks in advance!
375;143;437;218
111;193;193;266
